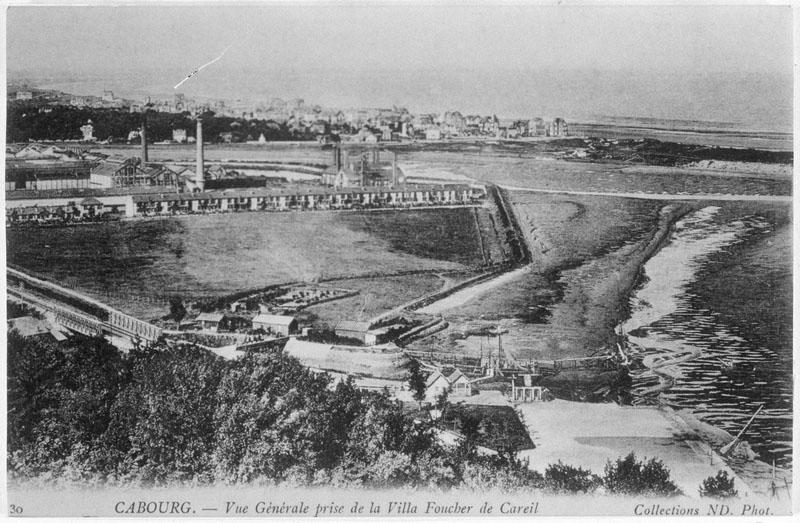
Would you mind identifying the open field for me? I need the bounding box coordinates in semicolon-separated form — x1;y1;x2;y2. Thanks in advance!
336;208;490;268
299;273;448;329
6;207;498;321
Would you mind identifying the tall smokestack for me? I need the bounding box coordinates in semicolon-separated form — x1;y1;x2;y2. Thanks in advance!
140;113;148;163
333;145;342;172
392;151;398;187
196;118;205;191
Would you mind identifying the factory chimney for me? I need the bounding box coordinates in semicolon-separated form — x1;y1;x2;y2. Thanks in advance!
392;151;398;187
140;113;148;163
333;145;342;172
195;118;205;191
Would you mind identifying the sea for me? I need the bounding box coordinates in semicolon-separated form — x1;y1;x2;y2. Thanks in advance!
24;67;794;137
622;206;792;468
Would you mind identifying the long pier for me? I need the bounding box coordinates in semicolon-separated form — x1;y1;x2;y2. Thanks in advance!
7;267;162;343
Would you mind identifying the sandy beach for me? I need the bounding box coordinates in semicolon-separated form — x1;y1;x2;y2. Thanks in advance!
516;399;789;506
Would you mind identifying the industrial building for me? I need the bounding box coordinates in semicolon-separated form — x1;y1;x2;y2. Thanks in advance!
6;118;486;225
322;145;402;188
5;145;98;191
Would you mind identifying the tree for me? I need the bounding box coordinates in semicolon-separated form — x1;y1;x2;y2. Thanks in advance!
544;461;600;493
404;358;426;404
168;296;187;323
435;388;449;412
699;470;738;498
603;453;681;497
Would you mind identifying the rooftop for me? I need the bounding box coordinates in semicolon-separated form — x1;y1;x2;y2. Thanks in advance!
196;312;225;322
252;314;296;326
335;320;372;332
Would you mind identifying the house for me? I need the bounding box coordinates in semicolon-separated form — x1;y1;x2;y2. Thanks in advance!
526;118;543;136
251;314;298;336
510;374;551;402
80;121;95;141
16;90;33;100
172;129;187;143
79;197;104;217
447;368;472;396
8;316;67;341
425;370;451;402
424;368;473;401
195;312;227;332
335;320;374;345
424;128;442;141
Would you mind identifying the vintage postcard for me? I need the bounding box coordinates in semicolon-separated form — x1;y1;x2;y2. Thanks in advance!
2;1;795;519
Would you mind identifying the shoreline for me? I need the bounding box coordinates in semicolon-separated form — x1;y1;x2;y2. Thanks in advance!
505;194;791;495
608;206;792;493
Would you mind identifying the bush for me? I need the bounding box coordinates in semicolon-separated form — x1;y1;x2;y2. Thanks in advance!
544;461;600;493
698;470;738;498
603;453;681;497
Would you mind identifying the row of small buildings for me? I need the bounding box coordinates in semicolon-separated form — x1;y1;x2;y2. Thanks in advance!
414;114;568;140
7;183;484;224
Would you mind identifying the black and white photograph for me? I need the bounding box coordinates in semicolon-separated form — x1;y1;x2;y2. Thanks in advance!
2;1;795;518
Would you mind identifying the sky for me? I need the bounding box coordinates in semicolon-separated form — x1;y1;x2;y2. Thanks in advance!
4;4;795;128
6;4;793;75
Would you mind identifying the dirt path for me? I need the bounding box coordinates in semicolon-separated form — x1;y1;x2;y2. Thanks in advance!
500;185;792;202
417;265;531;314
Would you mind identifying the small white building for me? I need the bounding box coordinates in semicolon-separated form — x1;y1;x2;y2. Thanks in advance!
252;314;297;336
424;368;474;401
196;312;226;332
511;374;550;402
425;371;451;402
172;129;188;143
425;128;442;141
447;368;472;396
335;320;373;345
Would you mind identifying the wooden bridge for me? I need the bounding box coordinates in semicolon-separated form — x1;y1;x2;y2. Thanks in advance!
7;267;163;343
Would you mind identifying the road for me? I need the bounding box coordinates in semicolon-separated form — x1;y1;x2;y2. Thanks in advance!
417;265;532;314
499;185;792;203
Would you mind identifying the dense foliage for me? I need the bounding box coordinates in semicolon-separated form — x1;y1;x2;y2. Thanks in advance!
9;333;686;494
698;470;738;498
544;461;600;493
7;332;542;490
603;453;681;497
7;104;307;143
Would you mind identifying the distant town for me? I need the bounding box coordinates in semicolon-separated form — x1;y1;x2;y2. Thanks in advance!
6;82;569;144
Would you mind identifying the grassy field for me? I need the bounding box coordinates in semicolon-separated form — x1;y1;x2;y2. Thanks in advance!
7;208;497;320
335;208;488;268
299;274;447;329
